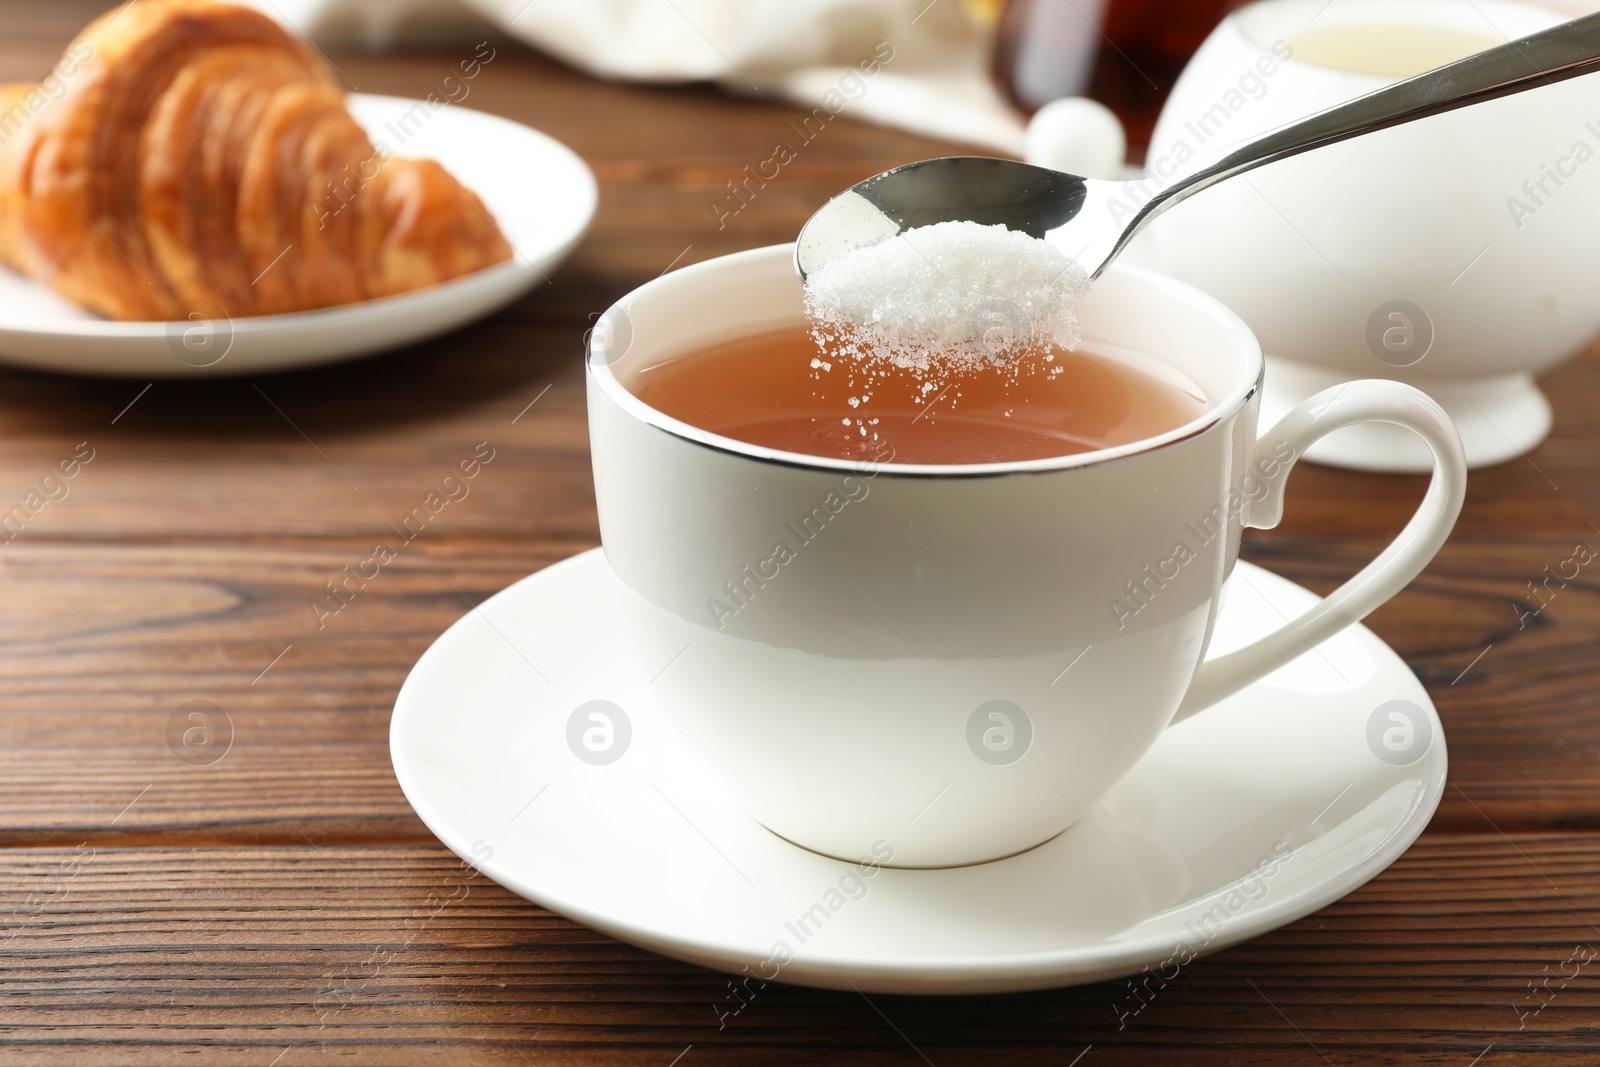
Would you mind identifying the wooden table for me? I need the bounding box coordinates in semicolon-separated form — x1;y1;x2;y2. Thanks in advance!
4;3;1600;1063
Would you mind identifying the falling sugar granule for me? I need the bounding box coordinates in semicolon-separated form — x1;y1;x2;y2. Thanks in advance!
802;220;1090;381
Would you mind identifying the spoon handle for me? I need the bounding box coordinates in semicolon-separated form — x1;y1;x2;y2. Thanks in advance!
1152;12;1600;213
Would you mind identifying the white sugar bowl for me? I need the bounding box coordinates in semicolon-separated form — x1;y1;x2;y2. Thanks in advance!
1138;0;1600;471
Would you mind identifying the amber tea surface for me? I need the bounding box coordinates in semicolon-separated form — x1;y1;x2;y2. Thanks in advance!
629;325;1211;465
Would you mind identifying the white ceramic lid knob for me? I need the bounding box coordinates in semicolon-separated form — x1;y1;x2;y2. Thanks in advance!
1023;97;1127;180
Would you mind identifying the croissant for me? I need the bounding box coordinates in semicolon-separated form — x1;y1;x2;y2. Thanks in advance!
0;0;513;321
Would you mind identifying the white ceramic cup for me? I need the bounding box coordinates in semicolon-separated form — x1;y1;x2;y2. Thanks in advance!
1140;0;1600;471
586;245;1466;869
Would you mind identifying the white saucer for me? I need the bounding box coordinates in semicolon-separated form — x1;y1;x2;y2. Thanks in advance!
0;95;596;378
391;550;1446;995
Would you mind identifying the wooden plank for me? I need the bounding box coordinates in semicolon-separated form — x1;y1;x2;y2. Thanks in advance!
0;538;570;845
0;533;1593;841
1;838;1599;1063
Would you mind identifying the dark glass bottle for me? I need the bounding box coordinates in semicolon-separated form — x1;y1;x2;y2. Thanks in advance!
993;0;1244;157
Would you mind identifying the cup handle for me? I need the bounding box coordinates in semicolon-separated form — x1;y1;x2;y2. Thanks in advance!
1170;379;1467;725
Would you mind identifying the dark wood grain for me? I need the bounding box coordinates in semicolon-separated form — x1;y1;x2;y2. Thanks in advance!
1;0;1599;1061
0;535;1594;845
3;838;1600;1066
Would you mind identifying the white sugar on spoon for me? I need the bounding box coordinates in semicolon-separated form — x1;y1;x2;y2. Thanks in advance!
802;220;1088;384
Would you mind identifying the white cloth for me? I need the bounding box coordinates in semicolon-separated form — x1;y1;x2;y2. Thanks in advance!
246;0;1028;153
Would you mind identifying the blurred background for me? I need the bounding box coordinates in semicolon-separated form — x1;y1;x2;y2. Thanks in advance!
236;0;1600;157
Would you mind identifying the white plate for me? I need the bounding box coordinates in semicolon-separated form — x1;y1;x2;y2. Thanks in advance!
0;95;596;378
391;549;1446;996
